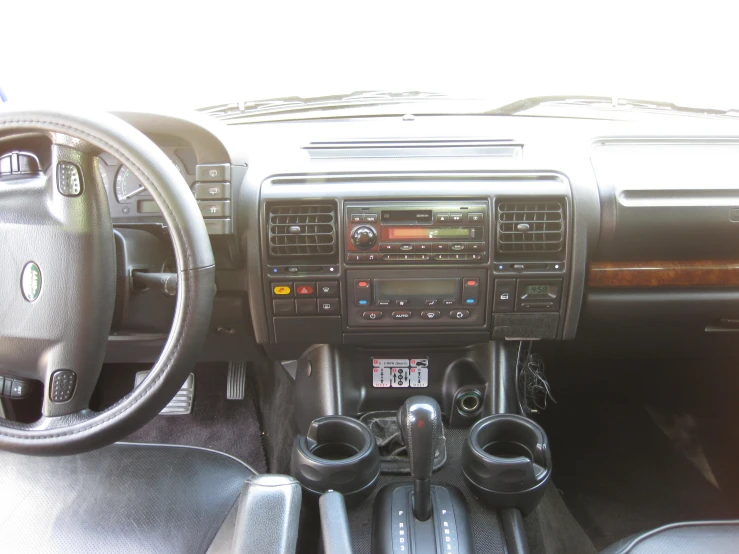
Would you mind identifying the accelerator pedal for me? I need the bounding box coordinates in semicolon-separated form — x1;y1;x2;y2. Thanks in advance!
135;371;195;415
227;362;247;400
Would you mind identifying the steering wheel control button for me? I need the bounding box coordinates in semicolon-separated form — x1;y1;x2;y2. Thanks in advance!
295;282;316;296
20;262;42;302
195;163;231;182
392;311;412;320
318;299;340;314
420;310;441;320
493;279;516;313
198;200;231;218
449;309;471;320
273;299;296;315
0;151;41;178
363;311;384;320
50;371;76;403
57;162;83;197
296;299;318;315
194;182;230;200
317;281;339;296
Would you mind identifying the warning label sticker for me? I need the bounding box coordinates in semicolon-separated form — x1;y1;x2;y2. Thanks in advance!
372;358;428;387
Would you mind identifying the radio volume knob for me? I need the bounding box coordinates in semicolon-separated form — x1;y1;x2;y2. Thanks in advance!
351;225;377;249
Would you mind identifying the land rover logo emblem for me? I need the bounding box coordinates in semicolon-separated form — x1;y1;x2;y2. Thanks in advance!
21;262;41;302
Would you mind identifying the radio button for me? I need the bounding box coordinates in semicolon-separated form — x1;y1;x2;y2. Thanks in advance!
421;311;441;320
467;242;485;252
415;254;431;261
468;213;484;223
470;253;484;260
435;213;450;223
347;254;363;262
364;213;378;223
350;214;364;223
362;311;384;320
395;299;410;307
424;299;439;306
398;254;414;261
383;254;397;261
392;311;413;320
399;243;414;252
432;243;449;252
435;254;449;261
415;242;432;252
365;253;382;262
449;253;466;261
379;243;397;252
450;213;463;222
450;243;466;251
449;309;471;319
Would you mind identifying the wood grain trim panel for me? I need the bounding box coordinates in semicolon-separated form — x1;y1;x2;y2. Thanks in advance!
588;260;739;288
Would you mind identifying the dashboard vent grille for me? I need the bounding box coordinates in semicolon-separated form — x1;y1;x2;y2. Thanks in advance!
268;204;336;257
497;201;565;253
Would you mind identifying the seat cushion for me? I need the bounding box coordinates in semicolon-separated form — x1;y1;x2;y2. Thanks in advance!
0;442;255;554
601;520;739;554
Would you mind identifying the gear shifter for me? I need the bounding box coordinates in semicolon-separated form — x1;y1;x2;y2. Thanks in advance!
398;395;441;521
373;395;474;554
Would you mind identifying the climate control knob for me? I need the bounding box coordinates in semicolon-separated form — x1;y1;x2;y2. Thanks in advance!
351;225;378;250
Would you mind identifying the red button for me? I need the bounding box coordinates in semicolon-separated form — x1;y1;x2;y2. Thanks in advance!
466;279;478;287
358;281;369;288
296;285;314;295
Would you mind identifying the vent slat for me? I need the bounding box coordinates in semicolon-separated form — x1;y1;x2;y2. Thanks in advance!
497;200;564;254
268;204;337;257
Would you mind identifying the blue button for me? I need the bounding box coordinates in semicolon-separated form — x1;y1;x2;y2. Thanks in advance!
465;298;475;304
358;300;368;305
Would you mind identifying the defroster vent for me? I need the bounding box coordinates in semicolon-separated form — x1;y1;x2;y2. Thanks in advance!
497;200;565;254
268;204;337;257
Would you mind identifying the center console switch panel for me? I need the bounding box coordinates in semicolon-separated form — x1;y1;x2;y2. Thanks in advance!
346;269;488;328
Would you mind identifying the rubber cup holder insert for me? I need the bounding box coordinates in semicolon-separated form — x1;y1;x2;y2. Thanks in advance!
461;414;552;514
291;415;380;506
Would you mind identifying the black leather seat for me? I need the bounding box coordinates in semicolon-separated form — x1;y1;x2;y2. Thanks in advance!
601;520;739;554
0;442;301;554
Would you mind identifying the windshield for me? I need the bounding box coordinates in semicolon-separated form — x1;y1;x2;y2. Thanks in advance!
2;1;737;115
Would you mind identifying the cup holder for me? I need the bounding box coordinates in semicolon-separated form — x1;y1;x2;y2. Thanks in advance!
290;415;380;506
461;414;551;514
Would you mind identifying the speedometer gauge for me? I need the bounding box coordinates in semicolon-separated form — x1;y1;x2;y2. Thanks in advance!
114;154;186;203
115;166;145;203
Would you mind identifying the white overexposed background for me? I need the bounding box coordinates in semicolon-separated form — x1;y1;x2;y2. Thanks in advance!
1;0;738;111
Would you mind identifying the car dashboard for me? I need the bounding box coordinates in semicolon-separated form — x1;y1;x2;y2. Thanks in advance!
92;109;739;362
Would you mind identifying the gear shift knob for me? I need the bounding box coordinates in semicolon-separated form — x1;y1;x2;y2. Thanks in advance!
397;395;441;521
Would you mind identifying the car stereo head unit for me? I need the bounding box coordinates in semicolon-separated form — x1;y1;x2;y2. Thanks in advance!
345;201;489;264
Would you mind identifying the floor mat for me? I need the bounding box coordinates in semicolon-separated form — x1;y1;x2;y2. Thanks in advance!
123;364;267;472
536;401;739;550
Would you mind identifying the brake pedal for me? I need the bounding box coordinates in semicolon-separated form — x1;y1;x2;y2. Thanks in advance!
135;371;195;415
227;362;247;400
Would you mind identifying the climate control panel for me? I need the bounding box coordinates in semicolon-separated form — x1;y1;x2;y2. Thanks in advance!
346;268;488;328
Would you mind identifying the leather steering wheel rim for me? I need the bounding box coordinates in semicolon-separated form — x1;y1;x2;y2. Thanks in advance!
0;109;215;455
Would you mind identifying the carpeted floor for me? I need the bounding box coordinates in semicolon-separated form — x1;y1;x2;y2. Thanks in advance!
117;364;268;473
533;354;739;551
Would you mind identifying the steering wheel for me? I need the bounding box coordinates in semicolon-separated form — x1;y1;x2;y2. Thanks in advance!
0;109;215;455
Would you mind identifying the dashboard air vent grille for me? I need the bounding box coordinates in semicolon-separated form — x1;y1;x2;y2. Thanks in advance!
269;204;336;256
497;201;564;253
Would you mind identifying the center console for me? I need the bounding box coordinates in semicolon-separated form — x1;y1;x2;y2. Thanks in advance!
257;176;574;346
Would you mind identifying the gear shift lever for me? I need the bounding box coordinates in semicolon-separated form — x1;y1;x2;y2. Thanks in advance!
398;395;441;521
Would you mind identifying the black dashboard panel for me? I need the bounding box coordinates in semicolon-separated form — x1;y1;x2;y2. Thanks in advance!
83;107;739;360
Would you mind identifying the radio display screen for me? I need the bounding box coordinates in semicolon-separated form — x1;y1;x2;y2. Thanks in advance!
376;279;457;297
384;227;473;240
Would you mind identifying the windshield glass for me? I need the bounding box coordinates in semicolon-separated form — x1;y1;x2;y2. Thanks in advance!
2;1;736;114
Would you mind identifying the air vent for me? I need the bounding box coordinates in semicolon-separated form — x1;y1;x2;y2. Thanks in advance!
268;204;337;257
497;201;565;254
